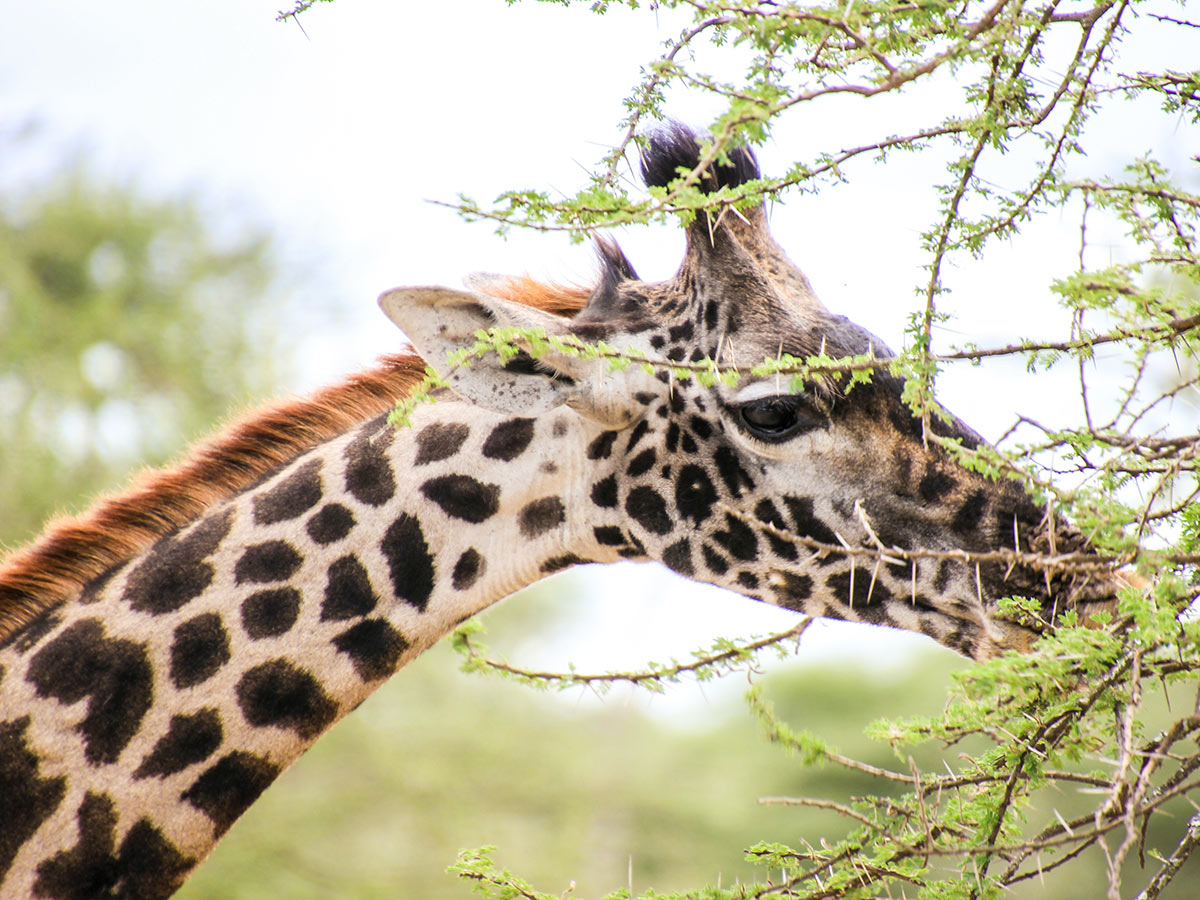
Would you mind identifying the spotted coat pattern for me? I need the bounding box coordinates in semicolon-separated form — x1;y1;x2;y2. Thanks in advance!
0;125;1118;899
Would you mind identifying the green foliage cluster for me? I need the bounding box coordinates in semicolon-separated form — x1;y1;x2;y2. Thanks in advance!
440;601;1199;899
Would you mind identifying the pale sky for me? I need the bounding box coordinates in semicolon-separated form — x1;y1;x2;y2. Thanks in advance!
3;0;1195;684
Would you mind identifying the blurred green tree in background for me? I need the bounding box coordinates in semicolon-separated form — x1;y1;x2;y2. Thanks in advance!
0;149;283;549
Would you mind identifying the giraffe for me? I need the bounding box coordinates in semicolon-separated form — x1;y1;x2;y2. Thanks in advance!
0;124;1120;900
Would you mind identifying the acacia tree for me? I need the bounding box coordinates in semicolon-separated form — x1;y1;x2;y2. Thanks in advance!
280;2;1200;897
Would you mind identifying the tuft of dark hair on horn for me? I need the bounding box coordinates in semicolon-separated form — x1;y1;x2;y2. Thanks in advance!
638;121;760;192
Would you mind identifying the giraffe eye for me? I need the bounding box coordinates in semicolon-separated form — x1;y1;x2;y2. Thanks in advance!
738;396;823;442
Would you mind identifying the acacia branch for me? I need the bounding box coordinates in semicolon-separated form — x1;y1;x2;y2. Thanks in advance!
456;618;813;688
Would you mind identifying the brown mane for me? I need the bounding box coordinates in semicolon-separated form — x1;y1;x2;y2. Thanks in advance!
471;275;592;314
0;278;592;643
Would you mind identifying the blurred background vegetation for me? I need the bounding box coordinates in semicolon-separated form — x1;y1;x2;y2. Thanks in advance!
0;141;284;549
4;147;1193;900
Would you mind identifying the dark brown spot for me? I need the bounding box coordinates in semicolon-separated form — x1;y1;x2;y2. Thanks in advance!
952;490;988;533
701;544;729;575
769;572;813;611
662;538;693;576
519;497;566;538
321;555;379;622
587;431;619;460
414;422;470;465
711;513;758;561
134;709;223;779
593;526;626;546
713;446;754;497
182;751;279;837
306;503;356;545
420;475;501;523
241;588;301;639
668;320;694;341
170;613;231;689
381;514;436;612
591;475;618;509
234;541;302;585
782;495;838;546
625;486;671;535
918;467;957;502
235;659;337;739
826;570;895;607
123;510;232;615
665;422;680;452
252;458;323;525
27;619;152;765
333;619;409;681
0;716;66;881
33;792;193;900
344;418;396;506
452;548;484;591
540;553;588;573
753;499;798;561
482;418;536;461
675;464;716;525
625;420;652;452
626;448;657;477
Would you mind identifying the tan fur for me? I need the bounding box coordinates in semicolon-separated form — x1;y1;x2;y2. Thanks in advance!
0;356;433;641
0;277;593;644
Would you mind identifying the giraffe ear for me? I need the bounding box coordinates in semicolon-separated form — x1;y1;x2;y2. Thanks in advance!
379;286;644;427
379;286;574;416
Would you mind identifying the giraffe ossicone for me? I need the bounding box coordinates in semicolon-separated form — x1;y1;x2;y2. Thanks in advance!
0;124;1120;899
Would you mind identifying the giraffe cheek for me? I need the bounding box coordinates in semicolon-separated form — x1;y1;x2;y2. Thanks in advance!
624;486;672;536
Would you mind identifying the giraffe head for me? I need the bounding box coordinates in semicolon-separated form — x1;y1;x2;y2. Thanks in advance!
381;124;1119;660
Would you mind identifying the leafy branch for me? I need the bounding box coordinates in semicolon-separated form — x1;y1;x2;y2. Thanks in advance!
451;617;813;693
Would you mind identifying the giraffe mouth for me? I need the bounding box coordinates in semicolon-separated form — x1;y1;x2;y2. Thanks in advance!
972;562;1128;658
732;502;1129;657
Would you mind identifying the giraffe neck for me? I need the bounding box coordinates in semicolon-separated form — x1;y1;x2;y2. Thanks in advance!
0;397;611;899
